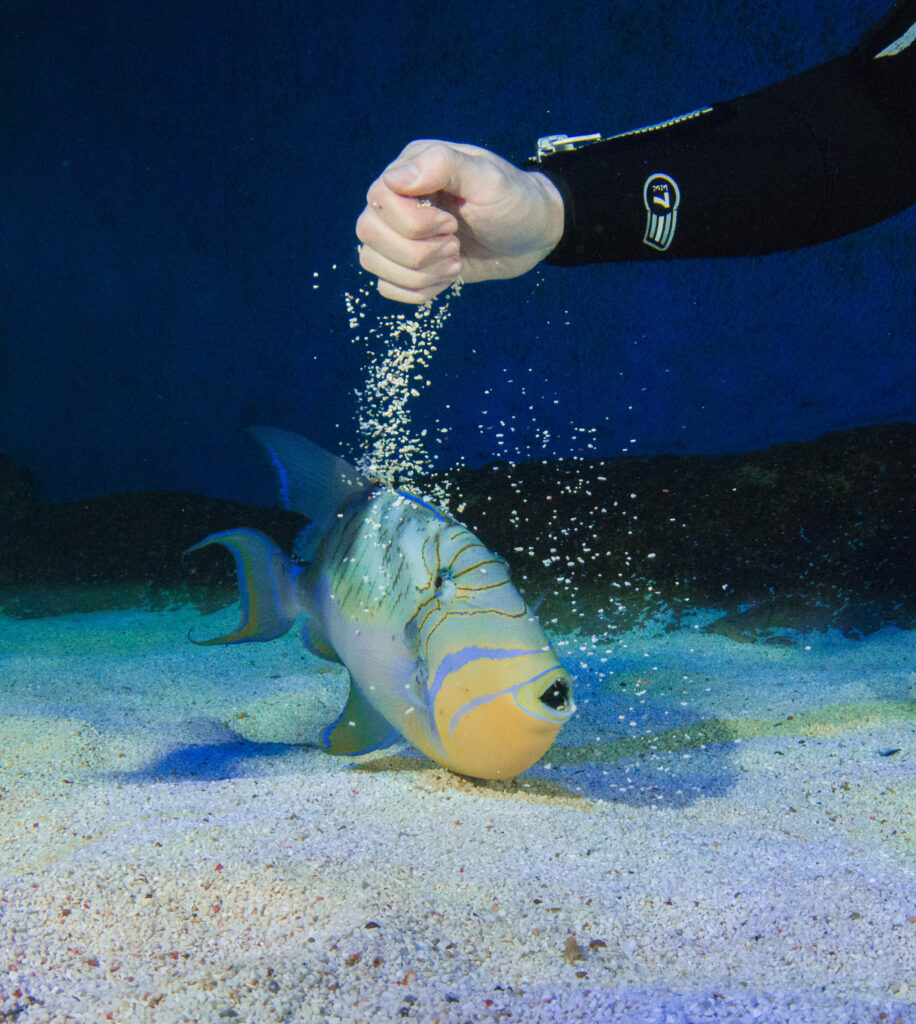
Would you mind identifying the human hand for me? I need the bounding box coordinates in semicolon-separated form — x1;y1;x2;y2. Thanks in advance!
355;140;565;304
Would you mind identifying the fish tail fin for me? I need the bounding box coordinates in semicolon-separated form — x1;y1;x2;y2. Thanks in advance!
186;528;304;645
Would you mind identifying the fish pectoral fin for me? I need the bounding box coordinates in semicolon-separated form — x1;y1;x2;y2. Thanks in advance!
321;682;400;756
300;617;341;663
186;529;302;645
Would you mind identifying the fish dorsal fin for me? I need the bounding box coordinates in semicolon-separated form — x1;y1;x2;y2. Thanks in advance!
247;426;368;522
321;680;401;756
292;523;321;565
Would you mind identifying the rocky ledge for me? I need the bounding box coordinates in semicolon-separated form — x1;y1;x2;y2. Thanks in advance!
1;423;913;639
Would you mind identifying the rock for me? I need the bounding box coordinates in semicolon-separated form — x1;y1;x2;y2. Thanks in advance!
0;453;40;526
442;422;916;636
1;422;913;634
0;488;303;618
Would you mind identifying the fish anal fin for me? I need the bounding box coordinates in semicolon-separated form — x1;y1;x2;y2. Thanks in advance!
321;683;400;756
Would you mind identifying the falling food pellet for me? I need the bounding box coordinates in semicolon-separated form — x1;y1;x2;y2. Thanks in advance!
347;280;463;505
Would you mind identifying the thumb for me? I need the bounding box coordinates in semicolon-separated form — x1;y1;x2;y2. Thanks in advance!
382;141;485;199
382;160;424;193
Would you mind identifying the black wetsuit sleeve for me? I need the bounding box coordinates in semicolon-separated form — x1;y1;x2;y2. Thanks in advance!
535;0;916;263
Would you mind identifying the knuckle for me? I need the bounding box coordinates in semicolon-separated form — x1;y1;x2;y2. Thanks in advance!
355;211;371;244
403;245;428;271
403;219;439;242
421;142;454;178
357;245;377;273
378;280;424;305
365;179;386;206
422;282;450;302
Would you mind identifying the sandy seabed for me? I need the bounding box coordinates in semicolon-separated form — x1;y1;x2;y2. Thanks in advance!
0;604;913;1024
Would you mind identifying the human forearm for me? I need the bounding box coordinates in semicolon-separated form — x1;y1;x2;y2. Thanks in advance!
536;0;916;263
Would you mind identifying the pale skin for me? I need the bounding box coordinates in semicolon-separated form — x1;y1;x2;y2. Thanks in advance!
356;140;566;304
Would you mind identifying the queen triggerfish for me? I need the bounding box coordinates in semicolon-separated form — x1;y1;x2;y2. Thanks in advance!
188;427;574;780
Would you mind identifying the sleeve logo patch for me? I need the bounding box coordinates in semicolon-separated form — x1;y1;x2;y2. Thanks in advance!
643;173;680;251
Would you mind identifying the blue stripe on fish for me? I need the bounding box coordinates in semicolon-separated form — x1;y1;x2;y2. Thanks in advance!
395;489;448;522
427;643;552;706
428;643;549;685
447;664;564;737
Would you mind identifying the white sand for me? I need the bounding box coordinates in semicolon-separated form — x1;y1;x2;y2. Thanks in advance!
0;606;914;1023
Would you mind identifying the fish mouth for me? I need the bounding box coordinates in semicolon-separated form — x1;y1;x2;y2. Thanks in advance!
539;677;571;713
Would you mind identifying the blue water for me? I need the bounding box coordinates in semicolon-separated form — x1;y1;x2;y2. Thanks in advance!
2;0;913;504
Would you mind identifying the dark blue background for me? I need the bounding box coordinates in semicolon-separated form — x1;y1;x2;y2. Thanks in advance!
2;0;913;504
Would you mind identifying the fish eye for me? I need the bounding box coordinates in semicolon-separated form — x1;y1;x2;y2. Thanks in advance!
433;571;457;602
540;678;570;712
